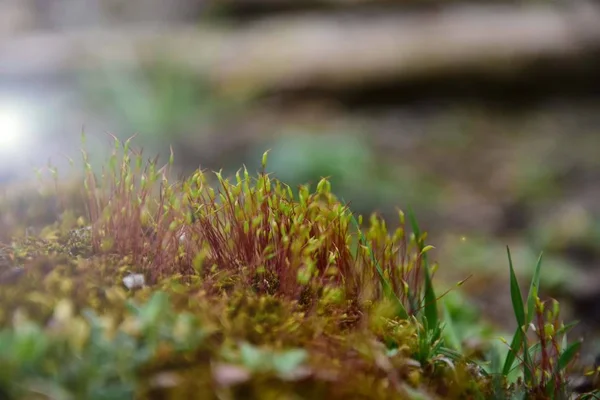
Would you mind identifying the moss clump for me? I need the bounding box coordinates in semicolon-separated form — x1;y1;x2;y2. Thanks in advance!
0;137;597;399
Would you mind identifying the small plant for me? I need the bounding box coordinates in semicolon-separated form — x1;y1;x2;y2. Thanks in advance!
0;135;597;399
491;248;583;399
0;292;206;400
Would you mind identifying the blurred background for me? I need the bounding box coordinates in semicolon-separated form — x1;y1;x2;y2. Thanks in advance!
2;0;600;353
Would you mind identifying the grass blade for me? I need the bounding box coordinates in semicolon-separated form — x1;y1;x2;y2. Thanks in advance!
558;341;581;371
441;301;463;353
556;320;579;337
408;207;438;330
502;246;528;377
502;328;524;377
526;252;543;325
507;246;526;329
503;246;537;384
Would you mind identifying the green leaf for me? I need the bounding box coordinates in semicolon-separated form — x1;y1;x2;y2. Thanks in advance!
526;252;543;325
502;330;523;377
438;346;463;362
502;246;536;384
558;340;581;371
421;245;435;254
240;343;267;372
261;149;270;171
555;320;579;337
138;291;170;326
423;270;438;332
272;349;308;376
502;247;527;377
441;301;462;353
408;207;438;330
507;247;525;330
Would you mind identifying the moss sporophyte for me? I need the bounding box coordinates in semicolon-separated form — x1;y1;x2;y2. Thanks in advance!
0;136;597;399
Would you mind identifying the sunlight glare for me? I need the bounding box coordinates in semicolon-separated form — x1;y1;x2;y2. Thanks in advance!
0;105;28;155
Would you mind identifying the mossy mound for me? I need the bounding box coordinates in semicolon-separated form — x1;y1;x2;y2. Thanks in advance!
0;139;596;399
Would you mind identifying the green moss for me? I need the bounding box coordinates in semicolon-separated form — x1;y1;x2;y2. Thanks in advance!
0;137;596;399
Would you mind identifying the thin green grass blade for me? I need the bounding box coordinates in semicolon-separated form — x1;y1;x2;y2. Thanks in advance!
507;246;526;329
408;207;438;330
527;342;541;357
558;340;581;371
522;251;544;386
504;247;536;384
545;377;556;398
503;328;524;377
441;301;463;353
423;269;438;331
438;346;463;361
556;320;579;337
521;340;538;385
502;246;528;377
577;391;600;400
522;342;534;385
526;252;543;325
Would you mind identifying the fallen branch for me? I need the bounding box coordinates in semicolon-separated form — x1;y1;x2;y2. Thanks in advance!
1;3;600;93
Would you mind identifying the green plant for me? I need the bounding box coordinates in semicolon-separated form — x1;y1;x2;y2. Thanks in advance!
0;136;597;399
0;292;206;400
494;248;582;399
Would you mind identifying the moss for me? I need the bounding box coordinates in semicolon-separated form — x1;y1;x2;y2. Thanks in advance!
0;137;596;399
